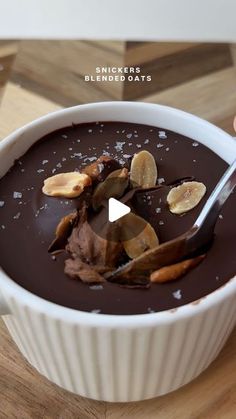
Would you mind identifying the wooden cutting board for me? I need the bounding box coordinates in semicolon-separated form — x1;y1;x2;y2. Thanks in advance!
0;83;235;419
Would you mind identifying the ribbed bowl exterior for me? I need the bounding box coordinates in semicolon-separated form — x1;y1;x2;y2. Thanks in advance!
3;293;236;402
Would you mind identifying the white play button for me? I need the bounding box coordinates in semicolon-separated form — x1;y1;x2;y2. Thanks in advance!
108;198;130;222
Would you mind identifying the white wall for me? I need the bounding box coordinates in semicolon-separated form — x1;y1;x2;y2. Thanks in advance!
0;0;236;41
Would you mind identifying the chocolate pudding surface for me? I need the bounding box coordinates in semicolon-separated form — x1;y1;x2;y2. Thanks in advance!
0;121;235;315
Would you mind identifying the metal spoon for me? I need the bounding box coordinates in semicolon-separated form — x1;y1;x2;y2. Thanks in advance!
105;159;236;279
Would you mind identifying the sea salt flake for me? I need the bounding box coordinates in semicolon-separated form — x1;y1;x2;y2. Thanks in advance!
156;143;164;149
1;225;6;229
61;134;68;139
144;139;149;144
123;154;132;159
173;290;182;300
21;169;25;173
218;214;223;219
136;144;142;148
0;201;5;207
56;163;62;168
115;141;126;152
116;130;120;134
13;212;21;220
52;168;56;174
192;142;199;147
37;169;44;173
35;210;40;218
119;158;126;165
91;309;101;314
89;285;104;291
51;255;56;261
159;220;164;226
77;139;81;143
42;160;48;165
126;133;132;139
216;275;220;281
128;143;133;146
166;147;170;152
13;192;22;199
159;130;167;139
155;207;161;213
99;130;103;133
88;129;93;133
134;134;139;138
158;177;165;184
98;163;104;173
84;156;97;163
147;307;155;313
62;157;67;162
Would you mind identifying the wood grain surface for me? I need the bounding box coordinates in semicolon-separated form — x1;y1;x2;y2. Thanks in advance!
0;48;236;418
3;40;234;104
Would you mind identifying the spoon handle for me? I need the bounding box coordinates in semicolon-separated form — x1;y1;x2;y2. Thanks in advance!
193;159;236;247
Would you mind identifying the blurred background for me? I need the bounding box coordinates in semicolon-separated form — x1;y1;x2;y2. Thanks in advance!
1;40;236;137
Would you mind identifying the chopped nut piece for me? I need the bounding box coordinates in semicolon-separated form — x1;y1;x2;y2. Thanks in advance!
48;212;77;253
130;150;158;188
42;172;92;198
92;168;129;211
150;254;205;283
167;181;206;214
82;155;120;183
119;213;159;259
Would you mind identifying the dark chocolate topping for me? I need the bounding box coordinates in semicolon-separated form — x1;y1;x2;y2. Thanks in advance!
0;121;235;314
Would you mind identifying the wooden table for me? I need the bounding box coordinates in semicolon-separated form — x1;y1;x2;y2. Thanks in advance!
0;83;235;418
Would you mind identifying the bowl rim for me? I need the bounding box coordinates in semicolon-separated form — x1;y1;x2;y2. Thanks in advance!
0;101;235;326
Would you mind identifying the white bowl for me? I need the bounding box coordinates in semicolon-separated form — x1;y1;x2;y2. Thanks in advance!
0;102;235;402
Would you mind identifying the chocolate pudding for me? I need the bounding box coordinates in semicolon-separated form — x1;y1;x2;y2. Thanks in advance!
0;121;235;314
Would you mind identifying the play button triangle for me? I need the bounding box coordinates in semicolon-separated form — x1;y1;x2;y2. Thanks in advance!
108;197;130;222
